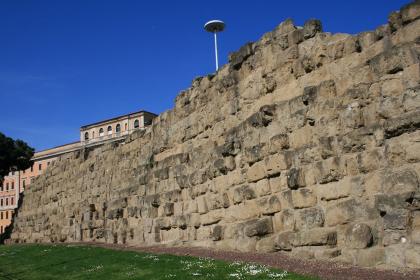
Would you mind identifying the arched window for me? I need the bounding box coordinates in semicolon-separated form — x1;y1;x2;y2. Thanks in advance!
107;125;112;135
99;128;104;136
116;124;121;133
134;119;139;128
84;132;89;140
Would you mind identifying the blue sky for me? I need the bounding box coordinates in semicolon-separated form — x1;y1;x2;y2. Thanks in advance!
0;0;410;151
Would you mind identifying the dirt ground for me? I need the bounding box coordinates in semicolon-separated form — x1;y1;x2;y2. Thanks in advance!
66;242;420;280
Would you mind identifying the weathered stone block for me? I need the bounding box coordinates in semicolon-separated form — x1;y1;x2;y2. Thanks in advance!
295;207;324;230
314;157;343;184
233;185;256;204
269;134;290;152
369;45;419;76
303;19;322;39
287;168;306;189
316;177;352;201
383;210;409;230
252;179;271;197
212;225;223;241
256;194;282;215
382;168;419;194
295;228;337;246
274;231;297;251
325;199;357;226
229;42;254;70
314;248;341;260
265;153;291;175
197;196;208;214
288;29;304;45
244;217;273;237
163;203;174;216
292;188;317;209
345;223;373;249
273;209;295;232
400;1;420;24
247;161;267;183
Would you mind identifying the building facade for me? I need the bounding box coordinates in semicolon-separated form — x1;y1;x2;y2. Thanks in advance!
80;110;156;146
0;171;19;234
0;109;156;235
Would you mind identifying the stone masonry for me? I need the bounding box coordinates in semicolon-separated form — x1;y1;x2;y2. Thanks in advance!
8;1;420;269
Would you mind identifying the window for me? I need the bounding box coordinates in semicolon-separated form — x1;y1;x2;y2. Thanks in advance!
5;198;8;206
11;171;14;176
134;119;139;128
11;182;14;190
23;170;25;174
0;212;3;219
0;199;2;206
92;131;95;138
6;183;9;191
125;123;128;131
30;165;33;172
107;125;112;135
84;132;89;140
99;128;104;136
5;211;8;219
39;164;42;171
47;161;50;166
11;197;14;205
22;180;26;188
116;124;121;133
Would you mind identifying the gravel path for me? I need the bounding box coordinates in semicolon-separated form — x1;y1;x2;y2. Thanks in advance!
66;242;420;280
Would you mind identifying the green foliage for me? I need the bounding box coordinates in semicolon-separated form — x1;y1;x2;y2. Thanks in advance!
0;132;34;179
0;244;316;280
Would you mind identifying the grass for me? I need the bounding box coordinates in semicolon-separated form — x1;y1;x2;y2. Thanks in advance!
0;244;316;280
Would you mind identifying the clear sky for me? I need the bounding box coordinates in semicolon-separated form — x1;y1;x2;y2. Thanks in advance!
0;0;411;151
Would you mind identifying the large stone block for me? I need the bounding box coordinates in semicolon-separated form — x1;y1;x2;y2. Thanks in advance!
246;161;267;183
369;44;419;76
345;223;373;249
295;228;337;246
274;231;297;251
291;188;317;209
295;207;324;230
265;153;291;176
273;209;295;232
303;19;322;39
243;217;273;237
256;194;282;215
325;199;357;226
287;168;306;189
232;185;256;204
400;1;420;24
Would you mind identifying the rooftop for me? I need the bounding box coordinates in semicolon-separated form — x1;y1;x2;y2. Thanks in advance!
80;110;157;130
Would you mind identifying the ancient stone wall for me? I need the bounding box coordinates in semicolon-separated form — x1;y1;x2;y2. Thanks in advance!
9;1;420;268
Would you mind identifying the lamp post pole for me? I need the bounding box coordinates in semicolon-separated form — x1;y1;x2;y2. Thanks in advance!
204;20;225;71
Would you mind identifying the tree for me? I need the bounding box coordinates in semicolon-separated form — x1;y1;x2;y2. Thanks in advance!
0;132;34;180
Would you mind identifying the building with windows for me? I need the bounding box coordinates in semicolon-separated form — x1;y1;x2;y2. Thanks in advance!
0;109;156;235
0;142;79;235
80;110;156;146
0;171;19;234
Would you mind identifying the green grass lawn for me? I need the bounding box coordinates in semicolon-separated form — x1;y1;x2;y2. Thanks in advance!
0;244;316;280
